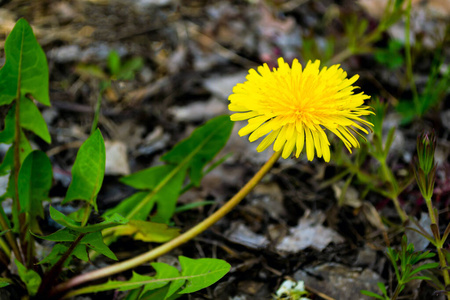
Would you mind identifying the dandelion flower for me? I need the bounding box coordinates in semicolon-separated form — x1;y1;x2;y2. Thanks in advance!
228;58;373;162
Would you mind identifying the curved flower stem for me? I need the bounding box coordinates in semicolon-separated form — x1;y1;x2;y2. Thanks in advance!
50;151;282;298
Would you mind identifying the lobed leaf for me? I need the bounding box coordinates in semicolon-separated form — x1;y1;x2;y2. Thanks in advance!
64;256;230;299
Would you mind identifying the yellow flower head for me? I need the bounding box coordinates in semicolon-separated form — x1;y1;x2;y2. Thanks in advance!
228;58;373;162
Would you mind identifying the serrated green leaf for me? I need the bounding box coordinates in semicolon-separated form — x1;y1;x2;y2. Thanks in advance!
18;150;52;218
50;206;128;233
162;115;233;186
15;259;41;296
19;97;51;143
81;231;117;260
63;129;105;211
64;257;230;299
114;220;179;243
178;256;230;294
0;18;49;106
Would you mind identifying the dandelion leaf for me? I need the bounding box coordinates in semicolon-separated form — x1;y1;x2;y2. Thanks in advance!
63;129;105;211
0;18;49;106
161;115;233;186
18;151;52;219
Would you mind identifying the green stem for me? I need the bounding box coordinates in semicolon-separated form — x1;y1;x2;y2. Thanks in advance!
0;210;20;262
391;283;403;300
380;161;407;222
50;151;282;298
425;197;450;298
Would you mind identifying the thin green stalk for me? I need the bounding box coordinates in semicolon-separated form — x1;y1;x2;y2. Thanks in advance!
380;161;407;222
50;151;282;298
391;283;403;300
425;196;450;298
0;197;22;264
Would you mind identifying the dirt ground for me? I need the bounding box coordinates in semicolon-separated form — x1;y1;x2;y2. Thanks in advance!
0;0;450;299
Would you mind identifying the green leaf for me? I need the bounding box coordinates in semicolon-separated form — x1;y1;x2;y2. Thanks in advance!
114;220;179;243
75;64;108;80
81;231;117;260
409;262;440;277
108;50;121;77
18;150;52;218
37;243;69;267
377;282;388;297
0;108;15;144
162;115;233;186
103;191;155;221
63;256;230;299
360;290;386;300
117;57;143;80
32;228;78;242
63;129;106;211
178;256;230;294
120;164;187;223
0;278;12;288
15;259;41;296
19;97;51;143
0;129;32;177
49;206;128;233
174;201;214;214
0;18;49;106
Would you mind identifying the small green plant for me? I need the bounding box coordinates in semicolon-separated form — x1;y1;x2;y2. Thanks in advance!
0;19;232;299
361;235;439;300
409;131;450;297
374;39;404;70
